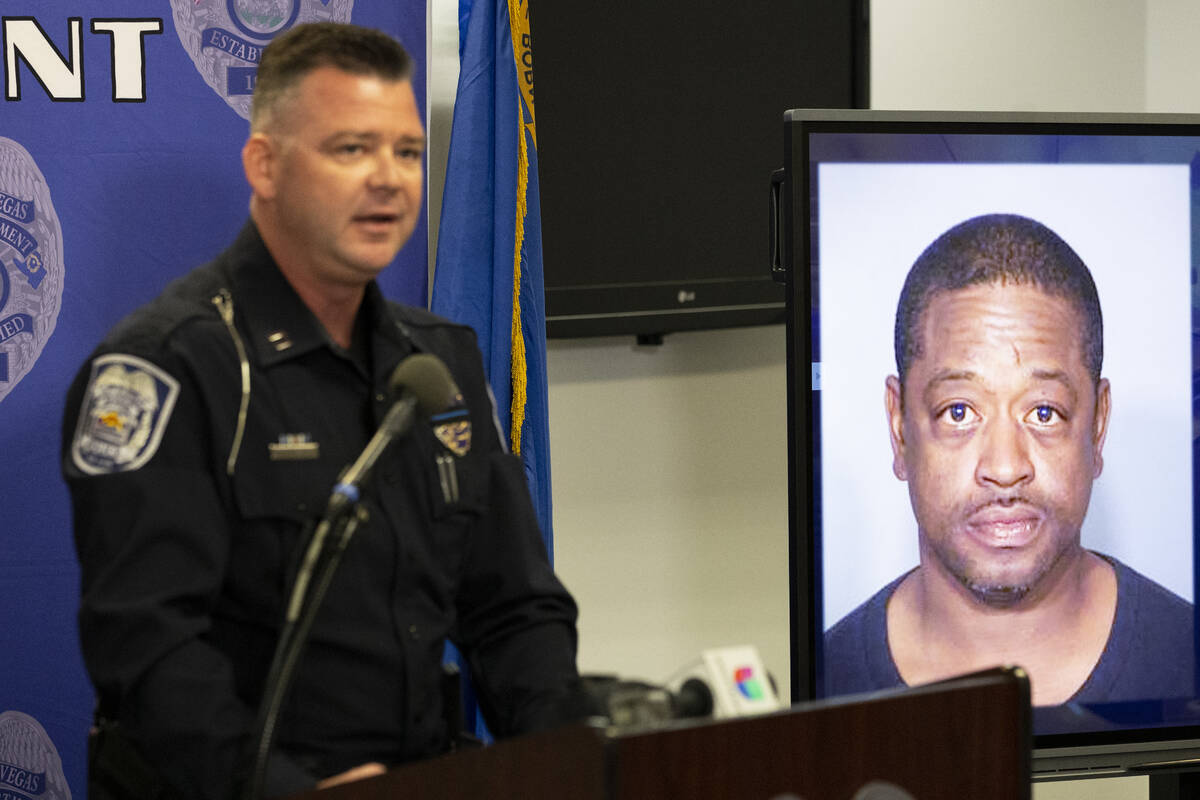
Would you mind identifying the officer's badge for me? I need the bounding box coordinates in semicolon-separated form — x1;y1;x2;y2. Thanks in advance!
432;405;471;457
169;0;356;120
71;354;180;475
0;137;64;405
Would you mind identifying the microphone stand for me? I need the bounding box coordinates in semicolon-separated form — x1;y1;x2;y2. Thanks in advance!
242;494;369;800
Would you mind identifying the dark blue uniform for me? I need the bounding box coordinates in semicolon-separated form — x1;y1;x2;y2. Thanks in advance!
62;223;583;798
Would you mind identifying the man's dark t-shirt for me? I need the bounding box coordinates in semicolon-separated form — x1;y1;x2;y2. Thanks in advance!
823;555;1195;714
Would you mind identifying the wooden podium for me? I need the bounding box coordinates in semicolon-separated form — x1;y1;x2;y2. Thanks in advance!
294;666;1031;800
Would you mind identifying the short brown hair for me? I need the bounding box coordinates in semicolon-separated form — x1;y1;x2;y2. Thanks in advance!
250;22;413;131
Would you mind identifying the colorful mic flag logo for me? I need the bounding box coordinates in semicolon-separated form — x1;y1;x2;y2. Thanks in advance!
734;666;764;700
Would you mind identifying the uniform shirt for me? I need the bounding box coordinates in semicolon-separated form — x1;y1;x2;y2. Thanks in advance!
822;554;1195;720
62;223;582;798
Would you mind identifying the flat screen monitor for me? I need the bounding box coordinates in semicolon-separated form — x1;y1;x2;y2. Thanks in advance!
781;109;1200;781
532;0;866;340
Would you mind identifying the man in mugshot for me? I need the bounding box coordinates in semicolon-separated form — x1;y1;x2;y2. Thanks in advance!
823;213;1195;707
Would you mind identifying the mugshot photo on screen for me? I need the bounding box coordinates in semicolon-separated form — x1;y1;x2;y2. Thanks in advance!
817;162;1193;643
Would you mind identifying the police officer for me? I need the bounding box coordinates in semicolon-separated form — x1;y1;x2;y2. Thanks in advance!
63;22;585;799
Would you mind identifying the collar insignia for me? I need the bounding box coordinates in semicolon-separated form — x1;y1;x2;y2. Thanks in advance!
267;330;293;352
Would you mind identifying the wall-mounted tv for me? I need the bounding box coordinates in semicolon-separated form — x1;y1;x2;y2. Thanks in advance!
781;109;1200;790
531;0;867;340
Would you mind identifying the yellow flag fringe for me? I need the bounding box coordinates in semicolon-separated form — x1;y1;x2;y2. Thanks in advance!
507;0;532;456
509;97;528;456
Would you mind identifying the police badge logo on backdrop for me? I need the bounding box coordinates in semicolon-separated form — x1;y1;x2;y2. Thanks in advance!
0;710;71;800
0;138;64;406
170;0;355;119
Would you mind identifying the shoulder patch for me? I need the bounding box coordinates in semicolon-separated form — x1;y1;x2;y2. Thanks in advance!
71;354;180;475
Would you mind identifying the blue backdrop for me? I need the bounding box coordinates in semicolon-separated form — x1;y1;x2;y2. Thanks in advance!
0;3;427;795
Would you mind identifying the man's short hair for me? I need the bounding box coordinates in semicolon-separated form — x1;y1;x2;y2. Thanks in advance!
894;213;1104;386
250;22;413;131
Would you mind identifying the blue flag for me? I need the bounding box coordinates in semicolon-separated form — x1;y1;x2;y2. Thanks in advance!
431;0;551;740
432;0;551;557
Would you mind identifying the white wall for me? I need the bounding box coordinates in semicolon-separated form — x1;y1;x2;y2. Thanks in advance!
431;1;1200;797
870;0;1147;112
548;329;790;693
1146;0;1200;112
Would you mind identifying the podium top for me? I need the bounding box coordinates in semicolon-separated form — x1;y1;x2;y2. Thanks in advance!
296;666;1030;800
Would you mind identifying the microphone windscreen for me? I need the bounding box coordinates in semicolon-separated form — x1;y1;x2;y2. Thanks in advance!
388;354;459;417
674;677;714;718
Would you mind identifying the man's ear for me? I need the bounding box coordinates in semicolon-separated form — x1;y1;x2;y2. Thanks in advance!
1091;377;1111;479
885;375;908;481
242;133;277;201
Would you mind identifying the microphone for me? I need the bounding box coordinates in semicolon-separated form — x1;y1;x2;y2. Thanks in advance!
581;646;779;733
581;677;676;728
329;353;460;513
669;645;781;719
580;675;713;729
673;677;715;718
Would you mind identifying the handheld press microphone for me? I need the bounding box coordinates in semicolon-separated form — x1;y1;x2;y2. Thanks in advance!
671;645;781;719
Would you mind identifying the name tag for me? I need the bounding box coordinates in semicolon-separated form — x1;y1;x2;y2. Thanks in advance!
268;434;319;461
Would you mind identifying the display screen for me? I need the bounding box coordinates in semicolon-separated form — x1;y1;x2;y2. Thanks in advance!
789;112;1200;752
